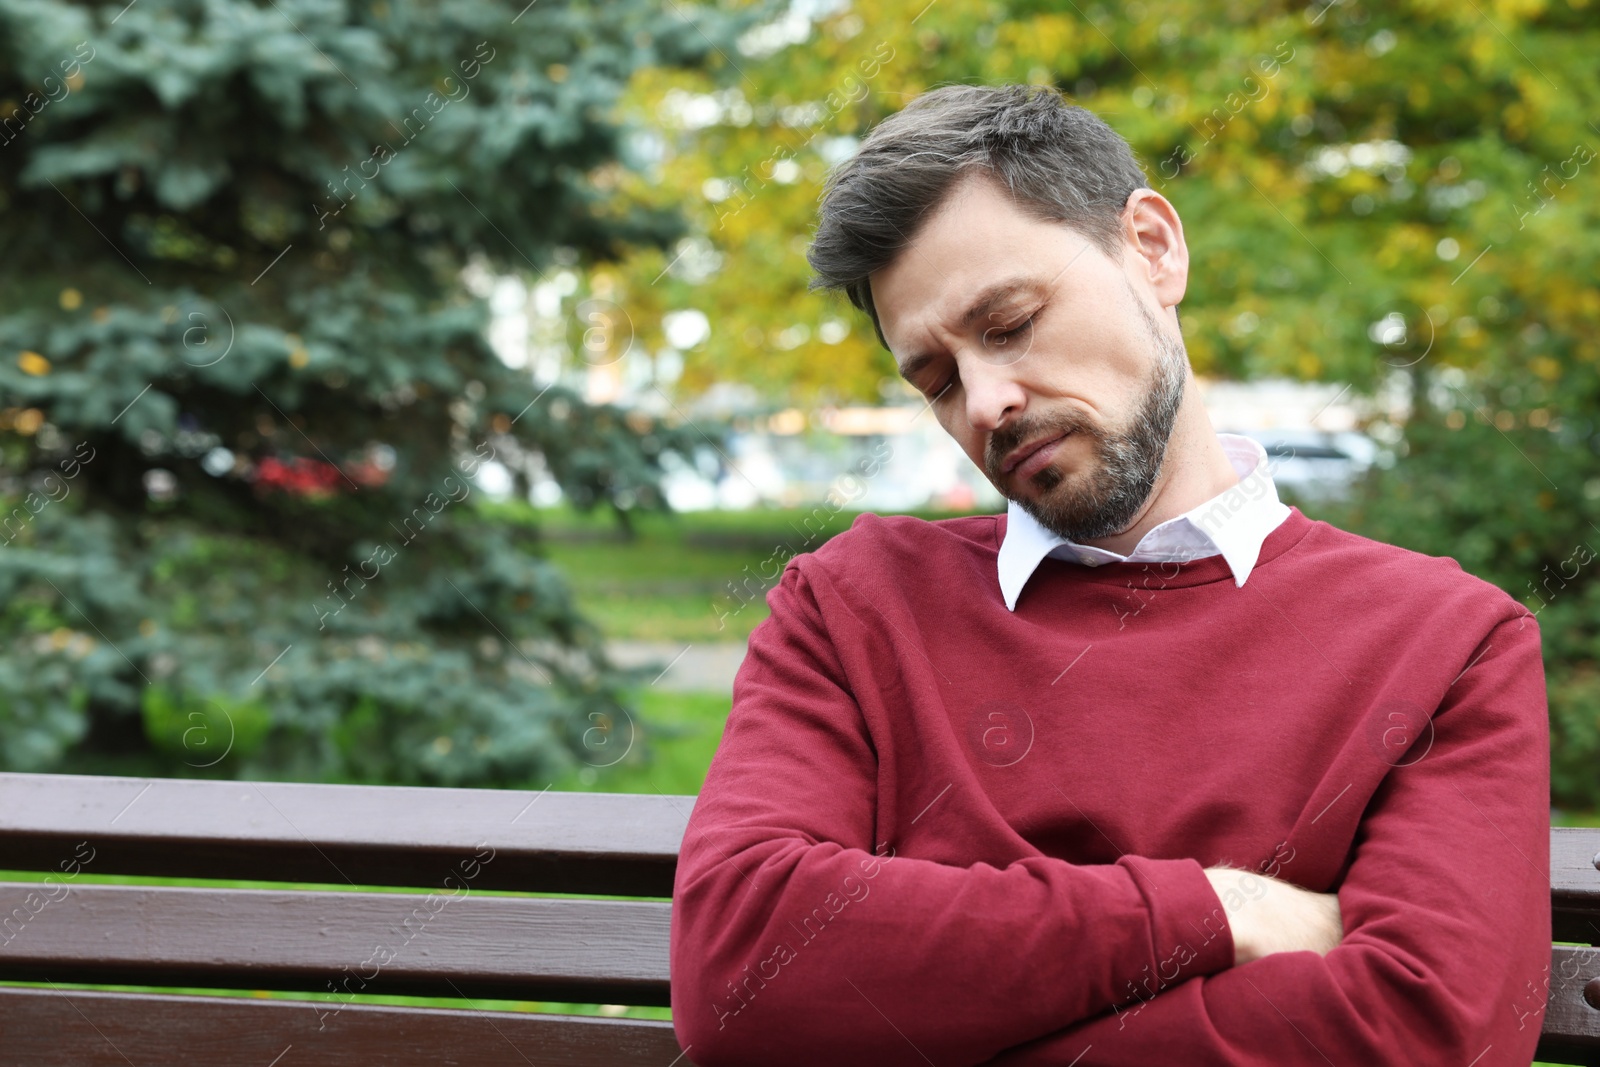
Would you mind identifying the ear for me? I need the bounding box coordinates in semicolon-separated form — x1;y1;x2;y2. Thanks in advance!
1119;189;1189;311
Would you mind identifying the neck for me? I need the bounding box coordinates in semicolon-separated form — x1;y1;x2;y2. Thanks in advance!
1076;401;1238;556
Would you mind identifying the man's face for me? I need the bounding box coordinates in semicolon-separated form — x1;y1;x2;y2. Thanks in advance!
869;172;1191;543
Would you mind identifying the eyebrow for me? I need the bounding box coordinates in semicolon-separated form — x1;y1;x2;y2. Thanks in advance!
895;276;1044;383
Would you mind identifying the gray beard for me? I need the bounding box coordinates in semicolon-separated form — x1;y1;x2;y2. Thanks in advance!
994;298;1188;544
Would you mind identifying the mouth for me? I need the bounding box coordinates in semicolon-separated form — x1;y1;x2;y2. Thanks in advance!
1001;432;1069;476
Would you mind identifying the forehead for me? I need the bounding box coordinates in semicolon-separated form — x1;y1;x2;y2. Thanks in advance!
869;176;1105;359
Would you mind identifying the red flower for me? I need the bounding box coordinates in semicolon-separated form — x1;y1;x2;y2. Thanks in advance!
253;455;347;498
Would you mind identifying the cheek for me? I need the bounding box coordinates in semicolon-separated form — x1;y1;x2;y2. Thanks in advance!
1044;294;1150;384
1052;336;1153;419
942;413;986;466
965;436;986;468
940;412;979;454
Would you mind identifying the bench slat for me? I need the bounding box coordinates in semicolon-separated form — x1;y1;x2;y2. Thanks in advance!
0;883;670;1006
1555;827;1600;945
0;987;693;1067
0;773;695;897
2;952;1593;1067
1541;945;1600;1063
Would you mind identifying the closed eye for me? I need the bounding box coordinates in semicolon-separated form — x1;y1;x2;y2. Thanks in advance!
920;368;957;401
982;310;1038;353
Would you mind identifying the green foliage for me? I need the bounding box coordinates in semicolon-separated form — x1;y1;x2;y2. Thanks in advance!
1321;403;1600;808
0;0;773;783
141;685;272;767
601;0;1600;398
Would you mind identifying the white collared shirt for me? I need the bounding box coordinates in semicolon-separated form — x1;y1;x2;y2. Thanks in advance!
996;433;1291;611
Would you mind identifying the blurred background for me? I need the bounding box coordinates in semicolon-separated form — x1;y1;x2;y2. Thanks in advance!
1;0;1596;833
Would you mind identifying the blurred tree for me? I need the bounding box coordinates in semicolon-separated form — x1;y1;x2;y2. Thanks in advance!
0;0;773;784
597;0;1600;804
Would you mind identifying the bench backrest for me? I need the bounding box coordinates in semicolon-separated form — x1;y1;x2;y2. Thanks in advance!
0;772;1596;1065
1551;826;1600;1065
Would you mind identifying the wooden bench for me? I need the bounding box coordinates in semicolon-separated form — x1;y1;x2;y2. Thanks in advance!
0;772;1597;1065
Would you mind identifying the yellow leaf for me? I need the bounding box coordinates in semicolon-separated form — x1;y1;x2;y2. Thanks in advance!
59;288;83;311
17;351;50;376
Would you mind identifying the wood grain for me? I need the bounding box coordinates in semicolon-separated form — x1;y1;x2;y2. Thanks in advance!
0;772;696;896
0;987;697;1067
0;882;671;1005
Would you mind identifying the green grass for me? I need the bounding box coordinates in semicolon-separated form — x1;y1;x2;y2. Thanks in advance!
550;687;731;797
1553;807;1600;827
498;499;988;643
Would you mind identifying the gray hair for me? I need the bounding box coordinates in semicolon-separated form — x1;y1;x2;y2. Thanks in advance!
805;83;1151;351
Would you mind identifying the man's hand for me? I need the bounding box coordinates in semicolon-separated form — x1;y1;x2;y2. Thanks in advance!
1203;866;1344;966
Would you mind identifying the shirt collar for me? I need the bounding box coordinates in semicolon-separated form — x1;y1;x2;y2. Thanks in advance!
996;433;1291;611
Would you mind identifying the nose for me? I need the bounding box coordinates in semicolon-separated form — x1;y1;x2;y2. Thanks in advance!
960;350;1028;435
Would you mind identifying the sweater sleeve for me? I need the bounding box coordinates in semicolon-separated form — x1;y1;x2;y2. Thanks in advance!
977;611;1553;1067
670;558;1236;1067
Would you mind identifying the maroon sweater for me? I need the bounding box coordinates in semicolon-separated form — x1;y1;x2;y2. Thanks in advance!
670;507;1551;1066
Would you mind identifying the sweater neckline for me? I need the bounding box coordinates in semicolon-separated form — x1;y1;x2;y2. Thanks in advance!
990;506;1315;591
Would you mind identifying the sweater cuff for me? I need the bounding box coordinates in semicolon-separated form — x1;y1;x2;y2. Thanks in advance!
1117;854;1235;983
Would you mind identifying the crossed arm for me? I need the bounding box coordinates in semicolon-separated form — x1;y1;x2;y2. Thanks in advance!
978;613;1552;1066
670;563;1551;1067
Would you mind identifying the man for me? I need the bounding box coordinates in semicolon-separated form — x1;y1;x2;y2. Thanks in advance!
669;83;1549;1066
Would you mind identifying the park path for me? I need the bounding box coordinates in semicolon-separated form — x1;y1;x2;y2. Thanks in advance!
605;640;745;692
